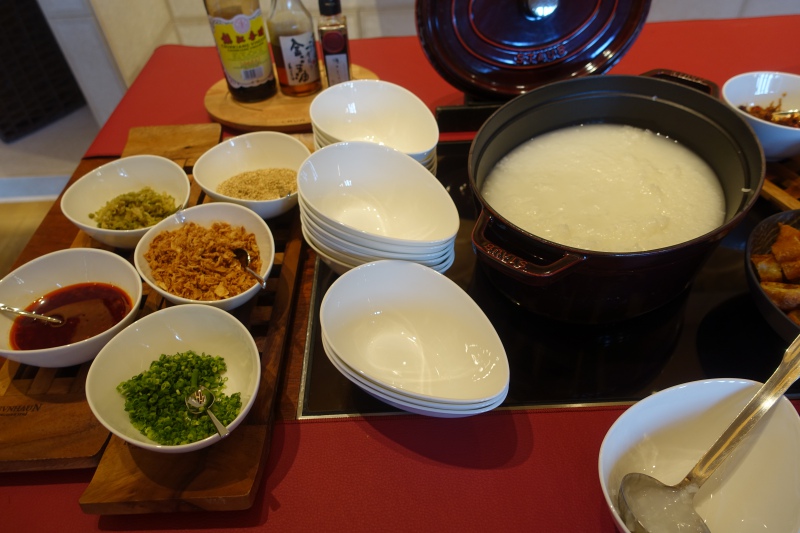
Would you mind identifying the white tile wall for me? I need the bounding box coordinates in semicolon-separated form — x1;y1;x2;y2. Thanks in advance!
37;0;800;129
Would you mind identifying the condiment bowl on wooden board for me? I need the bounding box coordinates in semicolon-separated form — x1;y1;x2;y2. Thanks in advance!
60;155;191;249
723;71;800;162
0;248;143;368
133;202;275;311
193;131;310;219
86;304;261;453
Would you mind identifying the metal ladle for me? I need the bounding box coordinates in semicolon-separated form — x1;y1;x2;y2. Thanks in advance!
617;332;800;532
185;385;229;438
0;303;63;325
233;248;266;289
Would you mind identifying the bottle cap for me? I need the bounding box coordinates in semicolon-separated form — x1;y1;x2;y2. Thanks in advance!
319;0;341;16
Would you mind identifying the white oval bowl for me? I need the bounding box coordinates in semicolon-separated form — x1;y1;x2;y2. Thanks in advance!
193;131;311;219
599;378;800;533
297;142;459;247
298;197;455;255
60;155;190;249
85;304;260;453
320;260;508;403
722;71;800;161
309;79;439;158
0;248;143;368
301;211;453;265
134;202;275;311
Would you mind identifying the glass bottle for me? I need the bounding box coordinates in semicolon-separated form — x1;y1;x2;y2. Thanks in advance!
204;0;277;102
318;0;350;86
267;0;322;97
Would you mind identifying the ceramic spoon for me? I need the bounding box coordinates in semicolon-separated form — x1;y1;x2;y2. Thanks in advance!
617;332;800;532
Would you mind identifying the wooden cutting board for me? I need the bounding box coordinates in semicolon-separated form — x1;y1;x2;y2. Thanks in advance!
204;63;379;133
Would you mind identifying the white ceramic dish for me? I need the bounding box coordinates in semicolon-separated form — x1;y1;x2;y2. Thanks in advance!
297;142;459;247
302;212;453;266
320;260;509;403
309;79;439;158
85;304;261;453
134;202;275;311
323;334;507;418
722;71;800;161
299;194;454;254
193;131;311;219
301;210;452;261
322;331;503;408
599;378;800;533
60;155;191;249
0;248;143;368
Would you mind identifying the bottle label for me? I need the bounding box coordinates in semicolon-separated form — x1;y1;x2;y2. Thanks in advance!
321;29;350;86
277;31;320;86
209;9;274;89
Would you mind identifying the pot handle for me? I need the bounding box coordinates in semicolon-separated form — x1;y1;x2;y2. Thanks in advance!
641;69;719;97
472;209;584;281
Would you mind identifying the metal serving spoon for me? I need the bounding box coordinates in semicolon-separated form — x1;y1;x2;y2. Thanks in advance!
233;248;266;289
185;385;229;438
0;303;63;325
617;332;800;533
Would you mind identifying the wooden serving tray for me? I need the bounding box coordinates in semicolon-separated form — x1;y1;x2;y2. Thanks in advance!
0;124;224;473
761;155;800;211
0;123;308;514
204;63;378;133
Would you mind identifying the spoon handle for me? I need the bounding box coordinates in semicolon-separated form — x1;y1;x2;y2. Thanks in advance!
0;304;62;324
682;334;800;490
206;409;230;437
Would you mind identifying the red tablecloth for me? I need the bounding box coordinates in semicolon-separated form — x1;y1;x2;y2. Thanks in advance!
3;14;800;533
85;15;800;159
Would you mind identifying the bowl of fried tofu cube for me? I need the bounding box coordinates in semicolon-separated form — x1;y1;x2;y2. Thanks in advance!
747;209;800;342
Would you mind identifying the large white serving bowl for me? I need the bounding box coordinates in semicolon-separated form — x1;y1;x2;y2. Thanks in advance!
309;79;439;159
297;141;459;247
722;71;800;161
193;131;311;219
60;155;191;249
134;202;275;311
599;379;800;533
320;260;509;403
85;304;261;453
0;248;143;368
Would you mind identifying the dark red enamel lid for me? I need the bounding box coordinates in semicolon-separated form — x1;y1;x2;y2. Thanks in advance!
415;0;651;101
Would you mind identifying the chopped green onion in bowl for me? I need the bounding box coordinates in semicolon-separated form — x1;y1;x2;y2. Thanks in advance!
116;350;241;446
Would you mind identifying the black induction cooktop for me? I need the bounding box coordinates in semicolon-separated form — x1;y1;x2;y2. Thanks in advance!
298;140;793;418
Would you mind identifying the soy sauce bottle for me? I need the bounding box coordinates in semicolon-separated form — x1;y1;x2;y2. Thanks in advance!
268;0;322;97
205;0;277;102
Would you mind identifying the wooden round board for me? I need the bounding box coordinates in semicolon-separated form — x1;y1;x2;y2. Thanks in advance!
204;63;379;133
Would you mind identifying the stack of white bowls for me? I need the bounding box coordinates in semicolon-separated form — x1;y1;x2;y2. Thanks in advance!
320;261;510;418
309;79;439;174
297;141;459;275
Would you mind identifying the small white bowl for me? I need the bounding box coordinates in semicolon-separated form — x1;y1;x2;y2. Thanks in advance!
297;142;459;247
599;379;800;533
134;203;275;311
320;260;509;403
193;131;311;219
722;71;800;161
0;248;143;368
60;155;191;249
85;304;261;453
309;79;439;159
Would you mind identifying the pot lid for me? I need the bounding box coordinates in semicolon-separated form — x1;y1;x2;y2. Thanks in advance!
415;0;651;101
